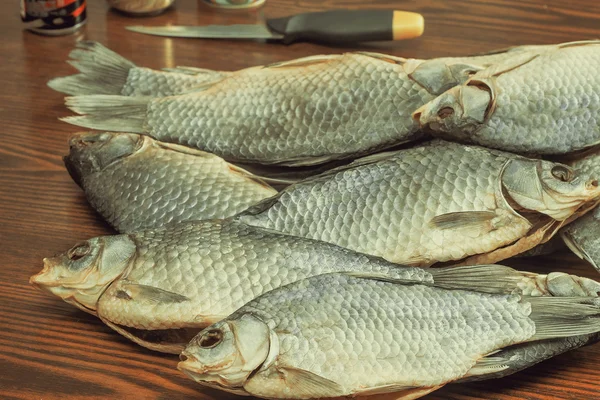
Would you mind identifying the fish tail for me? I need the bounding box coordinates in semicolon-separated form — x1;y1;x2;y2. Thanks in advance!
62;95;149;133
48;41;136;95
529;297;600;340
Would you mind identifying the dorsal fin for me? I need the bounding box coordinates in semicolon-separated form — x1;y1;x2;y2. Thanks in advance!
264;54;342;69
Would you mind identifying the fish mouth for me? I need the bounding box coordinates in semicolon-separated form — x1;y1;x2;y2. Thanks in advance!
178;360;247;395
30;258;59;288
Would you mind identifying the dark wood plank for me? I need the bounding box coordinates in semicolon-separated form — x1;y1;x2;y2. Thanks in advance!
1;0;599;398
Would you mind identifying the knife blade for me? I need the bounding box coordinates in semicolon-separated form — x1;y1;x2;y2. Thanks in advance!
126;10;424;45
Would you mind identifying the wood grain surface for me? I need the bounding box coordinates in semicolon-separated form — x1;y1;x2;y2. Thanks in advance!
2;0;600;399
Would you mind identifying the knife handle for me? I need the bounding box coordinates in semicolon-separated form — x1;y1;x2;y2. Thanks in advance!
266;10;424;45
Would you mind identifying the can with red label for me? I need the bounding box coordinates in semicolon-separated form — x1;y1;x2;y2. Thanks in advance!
21;0;87;36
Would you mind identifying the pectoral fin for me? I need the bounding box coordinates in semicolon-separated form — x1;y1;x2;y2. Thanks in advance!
459;219;559;266
461;355;512;379
113;282;190;304
361;385;444;400
429;211;497;236
245;366;344;399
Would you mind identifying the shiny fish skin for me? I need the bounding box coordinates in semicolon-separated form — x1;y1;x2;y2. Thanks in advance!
48;41;228;97
179;273;600;398
63;52;487;166
416;41;600;154
64;132;276;233
237;140;600;265
561;149;600;271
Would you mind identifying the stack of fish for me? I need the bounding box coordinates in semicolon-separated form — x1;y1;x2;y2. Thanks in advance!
31;40;600;398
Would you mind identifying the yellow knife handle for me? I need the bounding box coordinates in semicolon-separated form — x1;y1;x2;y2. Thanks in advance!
392;11;425;41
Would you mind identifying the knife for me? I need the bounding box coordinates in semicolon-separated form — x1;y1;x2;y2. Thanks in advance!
126;10;424;45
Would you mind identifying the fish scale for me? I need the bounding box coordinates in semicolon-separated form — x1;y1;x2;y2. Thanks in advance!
237;141;533;265
122;67;226;97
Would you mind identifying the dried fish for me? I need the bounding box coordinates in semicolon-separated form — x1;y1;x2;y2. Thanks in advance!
179;272;600;398
237;140;600;266
64;131;277;232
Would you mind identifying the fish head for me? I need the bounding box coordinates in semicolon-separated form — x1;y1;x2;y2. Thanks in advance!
30;235;136;313
501;159;600;221
412;84;492;136
64;132;143;187
178;314;273;393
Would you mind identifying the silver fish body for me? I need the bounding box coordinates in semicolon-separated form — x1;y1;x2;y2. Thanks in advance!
237;140;600;265
30;219;600;353
48;41;228;97
64;132;277;233
415;41;600;154
62;52;488;166
179;272;600;399
562;149;600;271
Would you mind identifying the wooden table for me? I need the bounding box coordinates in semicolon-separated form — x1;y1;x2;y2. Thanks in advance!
2;0;600;398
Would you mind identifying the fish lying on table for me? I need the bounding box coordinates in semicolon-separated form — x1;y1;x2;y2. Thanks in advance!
236;140;600;266
59;49;492;166
48;41;229;97
64;131;280;233
29;219;600;354
414;40;600;155
179;271;600;399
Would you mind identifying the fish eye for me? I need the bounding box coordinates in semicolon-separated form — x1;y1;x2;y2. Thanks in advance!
437;107;454;119
67;242;91;261
199;329;224;349
551;165;574;182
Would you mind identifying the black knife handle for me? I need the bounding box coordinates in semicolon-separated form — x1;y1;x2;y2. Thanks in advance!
266;10;424;45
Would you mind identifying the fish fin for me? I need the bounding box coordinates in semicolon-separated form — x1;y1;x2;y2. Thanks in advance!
459;219;559;265
99;317;200;354
359;385;444;400
529;297;600;340
265;54;342;69
462;355;511;379
226;164;280;192
62;95;149;133
556;40;600;49
276;367;344;398
162;66;223;76
355;51;409;64
562;230;599;271
245;365;343;398
114;282;190;304
429;264;539;295
474;51;541;78
428;211;496;234
48;41;135;96
269;153;343;167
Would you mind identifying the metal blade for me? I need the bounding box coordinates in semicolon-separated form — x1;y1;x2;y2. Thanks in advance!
126;24;284;40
